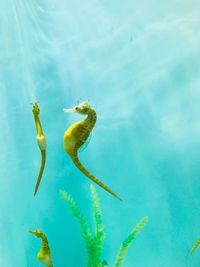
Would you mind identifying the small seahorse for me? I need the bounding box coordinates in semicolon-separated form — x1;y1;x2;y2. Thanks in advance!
29;230;53;267
63;101;122;201
32;102;46;196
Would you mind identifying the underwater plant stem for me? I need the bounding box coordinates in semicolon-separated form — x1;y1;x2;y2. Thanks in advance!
114;216;148;267
60;188;106;267
190;238;200;255
60;190;92;253
60;186;148;267
90;185;105;266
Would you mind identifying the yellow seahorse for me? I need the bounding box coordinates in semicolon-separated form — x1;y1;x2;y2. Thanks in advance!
32;102;46;196
63;101;122;201
29;230;53;267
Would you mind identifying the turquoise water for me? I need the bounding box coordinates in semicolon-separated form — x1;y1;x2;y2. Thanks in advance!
1;0;200;266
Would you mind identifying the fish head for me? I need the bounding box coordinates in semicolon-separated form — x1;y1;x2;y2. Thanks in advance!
63;101;91;115
29;229;43;238
32;102;40;115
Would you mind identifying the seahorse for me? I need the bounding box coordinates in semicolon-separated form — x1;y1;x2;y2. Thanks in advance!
63;101;122;201
32;102;46;196
29;230;53;267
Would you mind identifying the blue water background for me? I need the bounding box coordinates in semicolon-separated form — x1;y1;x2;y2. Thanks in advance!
1;1;200;266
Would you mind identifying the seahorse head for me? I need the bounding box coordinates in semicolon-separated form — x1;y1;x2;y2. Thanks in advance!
32;102;40;116
63;101;92;115
29;229;43;238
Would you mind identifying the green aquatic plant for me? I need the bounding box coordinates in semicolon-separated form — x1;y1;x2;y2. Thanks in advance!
114;216;148;267
29;185;147;266
190;238;200;255
60;185;106;267
60;185;148;266
60;190;93;264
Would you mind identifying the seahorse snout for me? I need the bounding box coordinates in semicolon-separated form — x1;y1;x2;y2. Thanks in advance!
29;230;42;237
63;108;75;113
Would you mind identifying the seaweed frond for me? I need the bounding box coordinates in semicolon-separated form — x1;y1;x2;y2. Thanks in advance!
190;238;200;255
60;187;148;267
98;260;108;267
89;185;105;267
114;216;148;267
60;190;92;251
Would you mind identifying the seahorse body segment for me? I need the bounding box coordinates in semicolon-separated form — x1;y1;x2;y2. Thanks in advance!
63;101;122;201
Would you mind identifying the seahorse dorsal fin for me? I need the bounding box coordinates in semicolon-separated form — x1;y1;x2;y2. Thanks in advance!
79;133;92;152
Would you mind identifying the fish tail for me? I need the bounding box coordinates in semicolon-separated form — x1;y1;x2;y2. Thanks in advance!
34;150;46;196
72;154;122;201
